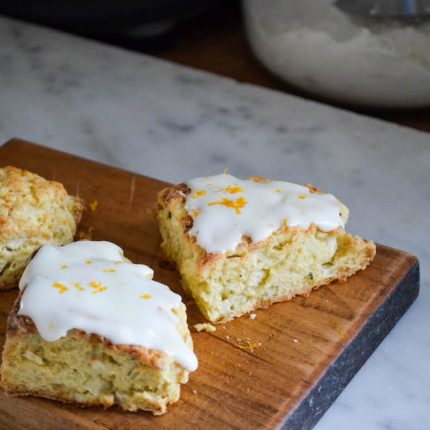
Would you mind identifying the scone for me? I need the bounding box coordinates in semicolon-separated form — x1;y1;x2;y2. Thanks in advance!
0;241;198;415
0;166;83;290
157;173;376;323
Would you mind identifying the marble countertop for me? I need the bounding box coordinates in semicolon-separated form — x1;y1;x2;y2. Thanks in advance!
0;15;429;430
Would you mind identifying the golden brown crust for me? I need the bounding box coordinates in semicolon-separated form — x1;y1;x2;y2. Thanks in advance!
0;167;79;240
0;166;83;290
304;183;322;194
248;176;271;183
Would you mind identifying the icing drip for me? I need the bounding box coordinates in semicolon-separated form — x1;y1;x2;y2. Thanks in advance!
185;173;343;254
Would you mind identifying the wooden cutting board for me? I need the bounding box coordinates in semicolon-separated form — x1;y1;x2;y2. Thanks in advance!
0;139;419;430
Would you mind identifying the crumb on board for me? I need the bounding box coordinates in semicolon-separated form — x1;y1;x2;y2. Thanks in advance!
249;313;256;320
225;335;230;340
194;323;216;333
292;338;299;343
192;389;197;394
236;337;258;352
77;226;94;240
89;200;98;213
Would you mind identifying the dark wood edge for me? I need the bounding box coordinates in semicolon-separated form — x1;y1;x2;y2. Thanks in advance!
0;138;170;188
283;259;420;430
0;138;70;157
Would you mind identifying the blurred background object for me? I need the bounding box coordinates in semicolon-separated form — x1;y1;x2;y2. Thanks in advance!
244;0;430;108
0;0;224;53
1;0;429;128
335;0;430;20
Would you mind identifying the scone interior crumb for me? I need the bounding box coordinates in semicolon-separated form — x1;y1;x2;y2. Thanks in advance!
181;227;374;323
157;177;376;323
1;329;188;415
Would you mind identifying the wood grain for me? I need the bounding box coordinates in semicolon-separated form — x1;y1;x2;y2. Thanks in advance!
0;139;419;430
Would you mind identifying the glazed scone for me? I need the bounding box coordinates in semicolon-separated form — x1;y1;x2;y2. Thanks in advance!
0;166;83;290
0;241;198;415
157;173;376;323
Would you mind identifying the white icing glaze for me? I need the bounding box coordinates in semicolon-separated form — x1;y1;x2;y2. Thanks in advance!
18;241;198;372
185;173;344;254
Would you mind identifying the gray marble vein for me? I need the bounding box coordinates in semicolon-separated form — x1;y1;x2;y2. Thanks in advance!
0;15;429;430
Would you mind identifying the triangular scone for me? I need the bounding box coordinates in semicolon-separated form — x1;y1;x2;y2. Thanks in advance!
157;174;376;323
0;241;197;415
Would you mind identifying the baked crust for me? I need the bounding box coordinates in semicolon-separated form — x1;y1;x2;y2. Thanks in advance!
157;180;376;323
1;292;193;415
0;166;83;290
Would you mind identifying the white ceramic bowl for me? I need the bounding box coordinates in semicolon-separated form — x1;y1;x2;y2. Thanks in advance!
243;0;430;108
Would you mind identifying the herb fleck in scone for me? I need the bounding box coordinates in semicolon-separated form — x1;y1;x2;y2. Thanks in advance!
0;166;83;290
0;241;198;415
157;173;376;323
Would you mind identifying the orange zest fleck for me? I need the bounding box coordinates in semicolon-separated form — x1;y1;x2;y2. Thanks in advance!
89;281;107;294
298;195;308;200
103;269;116;273
208;196;248;215
73;282;84;292
85;260;92;265
52;282;68;294
60;264;68;269
192;190;206;199
114;261;122;265
275;188;282;193
140;294;152;300
220;185;243;194
238;343;257;351
282;217;287;227
89;200;98;212
192;209;201;219
236;338;258;352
